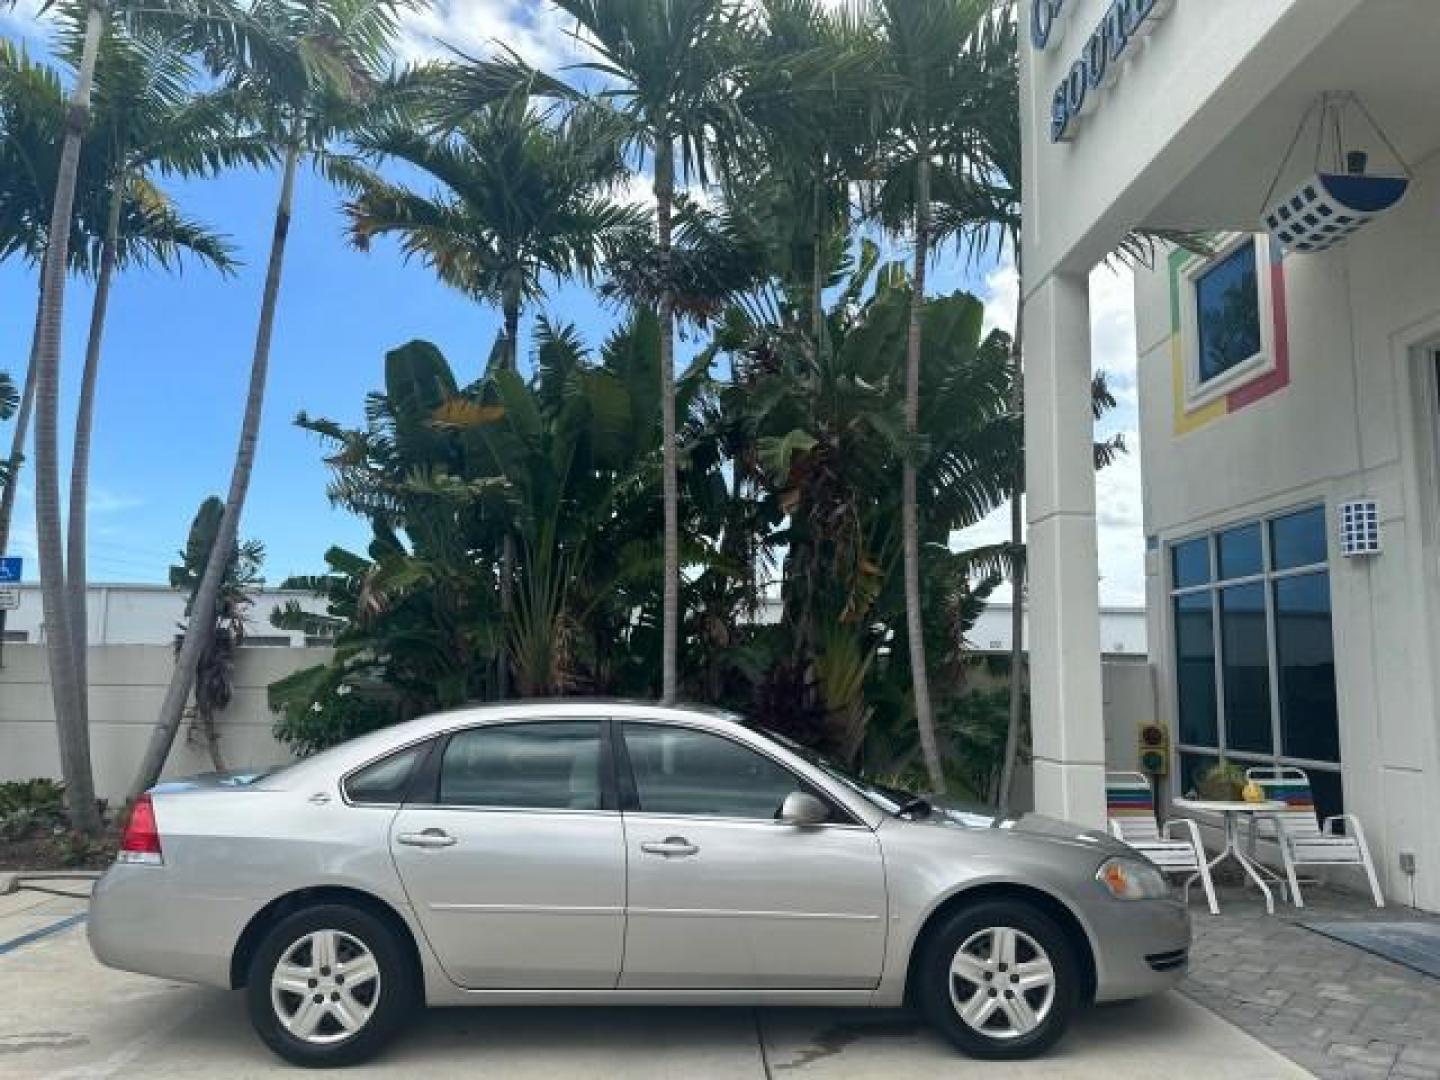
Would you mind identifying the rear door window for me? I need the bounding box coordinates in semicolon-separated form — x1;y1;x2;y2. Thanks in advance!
438;721;605;811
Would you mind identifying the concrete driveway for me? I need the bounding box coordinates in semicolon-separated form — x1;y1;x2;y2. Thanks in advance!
0;884;1313;1079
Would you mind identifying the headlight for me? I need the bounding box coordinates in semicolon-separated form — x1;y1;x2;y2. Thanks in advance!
1095;857;1170;901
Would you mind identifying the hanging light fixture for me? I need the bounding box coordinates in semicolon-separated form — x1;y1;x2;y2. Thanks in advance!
1260;91;1411;256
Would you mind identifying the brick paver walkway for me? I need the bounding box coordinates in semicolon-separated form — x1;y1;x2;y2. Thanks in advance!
1181;885;1440;1079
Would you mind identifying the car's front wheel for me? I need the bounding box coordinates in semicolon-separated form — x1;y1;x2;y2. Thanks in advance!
917;898;1079;1059
246;903;415;1067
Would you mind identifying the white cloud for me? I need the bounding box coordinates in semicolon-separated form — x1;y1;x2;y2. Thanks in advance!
980;253;1019;338
396;0;583;69
0;0;45;33
959;256;1145;607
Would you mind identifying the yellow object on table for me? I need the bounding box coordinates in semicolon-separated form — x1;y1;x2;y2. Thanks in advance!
1241;780;1265;803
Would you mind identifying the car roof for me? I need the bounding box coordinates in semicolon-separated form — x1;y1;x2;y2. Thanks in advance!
265;700;749;783
258;699;887;828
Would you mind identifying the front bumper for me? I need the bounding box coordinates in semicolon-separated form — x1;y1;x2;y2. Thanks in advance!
1087;895;1192;1002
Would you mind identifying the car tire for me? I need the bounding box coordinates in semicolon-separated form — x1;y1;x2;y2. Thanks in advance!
246;903;416;1068
916;898;1079;1060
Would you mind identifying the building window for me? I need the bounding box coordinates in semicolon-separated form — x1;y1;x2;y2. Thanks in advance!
1169;505;1343;818
242;634;293;648
1179;234;1278;409
1196;240;1262;382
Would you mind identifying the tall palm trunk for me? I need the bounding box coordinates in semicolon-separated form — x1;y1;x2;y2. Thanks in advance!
64;175;124;723
997;272;1026;813
128;139;301;802
33;0;104;834
810;173;825;346
0;285;43;667
496;283;520;698
904;146;944;795
655;144;679;705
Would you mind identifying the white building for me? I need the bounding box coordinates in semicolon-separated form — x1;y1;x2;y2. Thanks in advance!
968;603;1146;658
3;582;329;647
1022;0;1440;910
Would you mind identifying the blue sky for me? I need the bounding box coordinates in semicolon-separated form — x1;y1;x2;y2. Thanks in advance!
0;0;1148;604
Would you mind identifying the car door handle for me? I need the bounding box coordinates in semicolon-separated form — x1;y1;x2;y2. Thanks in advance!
640;837;699;858
397;828;457;849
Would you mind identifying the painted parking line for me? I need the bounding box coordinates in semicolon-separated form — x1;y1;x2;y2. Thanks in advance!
0;911;88;957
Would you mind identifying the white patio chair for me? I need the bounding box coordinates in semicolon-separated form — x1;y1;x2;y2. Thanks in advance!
1105;771;1219;915
1244;766;1384;909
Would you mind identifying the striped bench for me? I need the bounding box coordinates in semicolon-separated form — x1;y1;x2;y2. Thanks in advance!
1246;766;1384;909
1106;772;1218;915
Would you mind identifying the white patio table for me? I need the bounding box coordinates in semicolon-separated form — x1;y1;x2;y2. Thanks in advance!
1171;797;1287;914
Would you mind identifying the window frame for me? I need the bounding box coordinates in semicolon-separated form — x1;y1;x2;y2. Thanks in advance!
614;719;862;828
1179;232;1278;410
1167;503;1343;797
408;717;620;815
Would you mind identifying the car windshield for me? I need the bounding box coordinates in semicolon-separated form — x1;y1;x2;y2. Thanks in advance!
760;728;922;817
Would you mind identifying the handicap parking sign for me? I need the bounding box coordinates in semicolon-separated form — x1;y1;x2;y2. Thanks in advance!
0;557;20;584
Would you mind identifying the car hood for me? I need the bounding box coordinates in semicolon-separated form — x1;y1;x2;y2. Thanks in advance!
926;801;1133;859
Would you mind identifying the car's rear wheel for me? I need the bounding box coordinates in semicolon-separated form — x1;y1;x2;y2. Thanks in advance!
246;904;415;1067
917;899;1079;1059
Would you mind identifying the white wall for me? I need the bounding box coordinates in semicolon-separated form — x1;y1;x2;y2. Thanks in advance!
1134;150;1440;911
4;585;322;647
0;644;326;803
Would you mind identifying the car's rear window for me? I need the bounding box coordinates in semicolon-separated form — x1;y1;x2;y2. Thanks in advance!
343;742;431;805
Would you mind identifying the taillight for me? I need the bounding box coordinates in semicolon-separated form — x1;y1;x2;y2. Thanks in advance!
118;794;164;865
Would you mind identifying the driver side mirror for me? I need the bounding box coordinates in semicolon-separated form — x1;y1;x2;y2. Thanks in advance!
779;791;830;827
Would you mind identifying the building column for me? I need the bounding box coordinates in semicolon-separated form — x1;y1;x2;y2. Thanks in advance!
1024;270;1107;827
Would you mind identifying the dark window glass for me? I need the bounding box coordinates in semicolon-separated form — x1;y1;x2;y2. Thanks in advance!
1220;583;1272;753
1307;768;1345;822
1178;752;1219;800
344;743;429;805
1218;523;1263;580
1196;240;1262;383
623;724;804;820
439;721;603;810
1172;538;1211;589
1271;507;1328;570
1274;573;1340;764
1174;593;1218;747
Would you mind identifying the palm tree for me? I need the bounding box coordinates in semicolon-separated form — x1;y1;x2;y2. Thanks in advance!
736;0;877;343
24;0;115;833
0;41;68;662
343;95;638;372
866;0;1004;794
129;0;414;802
340;94;639;695
442;0;751;702
65;27;246;726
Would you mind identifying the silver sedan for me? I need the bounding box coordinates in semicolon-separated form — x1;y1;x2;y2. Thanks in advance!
89;701;1189;1067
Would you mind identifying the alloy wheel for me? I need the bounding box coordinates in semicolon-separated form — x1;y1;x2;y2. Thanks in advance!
269;929;382;1045
947;925;1056;1040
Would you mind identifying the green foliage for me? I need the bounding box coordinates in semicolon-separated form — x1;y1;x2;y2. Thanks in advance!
171;497;265;751
268;315;709;751
0;778;68;840
1197;759;1248;801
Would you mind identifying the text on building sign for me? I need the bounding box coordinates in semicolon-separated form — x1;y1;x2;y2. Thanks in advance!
1034;0;1175;143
